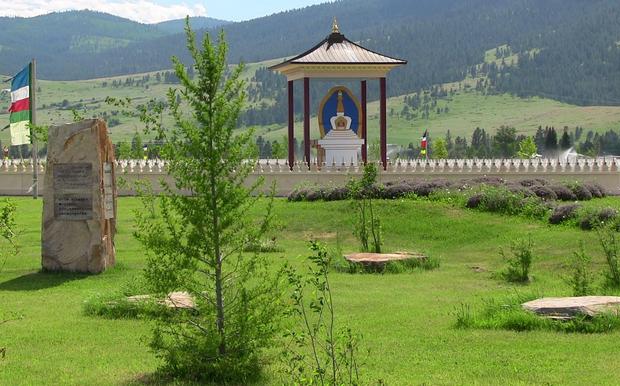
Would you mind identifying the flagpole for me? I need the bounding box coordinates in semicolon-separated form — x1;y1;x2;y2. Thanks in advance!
31;59;38;199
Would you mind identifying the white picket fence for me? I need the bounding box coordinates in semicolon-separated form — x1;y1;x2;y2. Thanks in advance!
0;158;618;196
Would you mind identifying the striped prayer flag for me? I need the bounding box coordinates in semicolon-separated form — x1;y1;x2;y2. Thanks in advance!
8;64;31;146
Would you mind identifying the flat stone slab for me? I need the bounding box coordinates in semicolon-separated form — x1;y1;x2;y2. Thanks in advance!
127;291;195;309
522;296;620;320
344;252;426;266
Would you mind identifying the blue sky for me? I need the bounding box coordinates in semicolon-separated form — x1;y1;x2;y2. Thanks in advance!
166;0;329;21
0;0;330;23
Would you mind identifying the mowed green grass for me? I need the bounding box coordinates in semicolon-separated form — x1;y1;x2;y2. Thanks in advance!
2;196;620;385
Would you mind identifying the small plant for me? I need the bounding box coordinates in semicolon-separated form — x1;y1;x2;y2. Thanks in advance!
348;163;382;253
566;244;593;296
242;237;284;253
597;226;620;288
0;199;18;359
282;241;362;385
454;303;474;329
500;236;534;283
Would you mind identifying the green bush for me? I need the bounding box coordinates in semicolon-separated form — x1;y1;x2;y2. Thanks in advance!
566;245;593;296
520;196;551;219
478;186;524;215
500;236;534;283
597;227;620;288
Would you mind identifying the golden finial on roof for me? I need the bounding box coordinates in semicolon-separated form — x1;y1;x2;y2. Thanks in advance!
332;17;340;33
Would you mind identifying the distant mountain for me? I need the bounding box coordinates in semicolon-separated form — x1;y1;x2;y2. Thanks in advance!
0;10;164;76
154;17;231;34
1;1;619;107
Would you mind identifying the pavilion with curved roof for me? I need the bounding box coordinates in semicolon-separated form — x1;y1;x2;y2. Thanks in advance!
269;19;407;168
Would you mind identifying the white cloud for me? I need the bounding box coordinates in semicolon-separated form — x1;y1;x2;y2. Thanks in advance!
0;1;207;24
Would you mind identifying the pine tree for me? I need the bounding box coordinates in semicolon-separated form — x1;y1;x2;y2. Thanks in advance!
559;129;572;150
544;127;558;152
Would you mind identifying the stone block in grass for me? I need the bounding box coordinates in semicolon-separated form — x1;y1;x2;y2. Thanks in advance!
522;296;620;320
344;252;433;273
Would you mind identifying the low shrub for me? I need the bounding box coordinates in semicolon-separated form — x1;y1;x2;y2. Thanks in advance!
381;182;414;199
506;184;535;197
578;207;617;230
569;183;593;201
578;209;599;230
465;193;483;209
598;208;618;223
324;186;349;201
304;189;325;201
584;183;604;199
548;185;578;201
518;179;541;187
478;186;524;215
530;185;557;201
520;197;551;219
412;180;450;197
470;176;504;186
288;188;311;202
549;204;580;225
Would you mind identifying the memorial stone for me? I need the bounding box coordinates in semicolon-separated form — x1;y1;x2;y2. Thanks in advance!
42;119;116;273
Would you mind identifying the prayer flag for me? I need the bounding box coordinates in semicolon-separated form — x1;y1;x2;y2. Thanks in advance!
8;64;31;146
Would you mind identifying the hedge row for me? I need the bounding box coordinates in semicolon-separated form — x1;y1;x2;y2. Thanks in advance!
288;177;606;203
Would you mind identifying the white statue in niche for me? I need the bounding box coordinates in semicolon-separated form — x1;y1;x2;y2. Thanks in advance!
319;89;364;166
329;91;352;133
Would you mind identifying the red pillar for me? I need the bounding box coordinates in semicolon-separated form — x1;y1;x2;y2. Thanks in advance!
361;80;368;164
288;80;294;169
380;77;387;169
303;77;311;167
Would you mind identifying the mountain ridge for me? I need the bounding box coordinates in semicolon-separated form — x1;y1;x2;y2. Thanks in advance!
1;1;619;107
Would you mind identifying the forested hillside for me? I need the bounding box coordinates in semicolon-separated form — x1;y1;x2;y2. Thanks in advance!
0;11;165;71
154;17;230;34
1;0;619;108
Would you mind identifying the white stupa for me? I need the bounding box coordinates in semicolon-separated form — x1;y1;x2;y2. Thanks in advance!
318;91;364;166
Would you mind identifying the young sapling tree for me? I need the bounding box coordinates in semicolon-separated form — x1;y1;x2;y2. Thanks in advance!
131;20;283;382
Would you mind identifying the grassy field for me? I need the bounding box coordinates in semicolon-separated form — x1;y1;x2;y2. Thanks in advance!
258;90;620;147
2;196;620;385
2;58;620;146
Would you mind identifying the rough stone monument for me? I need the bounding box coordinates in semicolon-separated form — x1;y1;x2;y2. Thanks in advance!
42;119;116;273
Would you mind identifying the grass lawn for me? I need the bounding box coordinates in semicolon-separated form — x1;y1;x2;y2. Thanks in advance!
2;196;620;385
